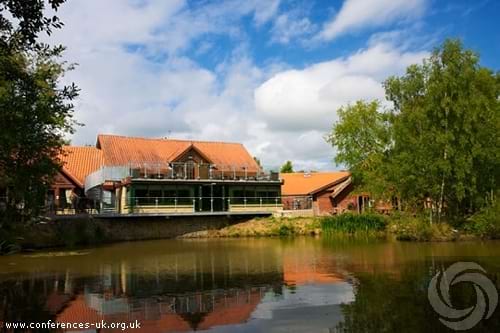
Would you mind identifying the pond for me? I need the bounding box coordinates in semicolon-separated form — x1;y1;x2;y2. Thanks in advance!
0;237;499;332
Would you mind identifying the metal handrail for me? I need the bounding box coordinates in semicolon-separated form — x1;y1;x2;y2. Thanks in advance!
84;162;280;194
43;195;314;215
126;196;284;214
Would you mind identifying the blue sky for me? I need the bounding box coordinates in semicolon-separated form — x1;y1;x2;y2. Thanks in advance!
50;0;499;170
186;0;499;71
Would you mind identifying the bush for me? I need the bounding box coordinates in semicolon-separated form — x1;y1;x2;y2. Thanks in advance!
465;201;500;239
0;227;22;255
388;214;455;241
321;213;387;234
278;224;295;236
0;239;21;255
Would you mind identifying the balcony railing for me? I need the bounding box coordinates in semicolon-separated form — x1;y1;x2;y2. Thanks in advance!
45;195;314;215
127;196;283;213
85;162;280;193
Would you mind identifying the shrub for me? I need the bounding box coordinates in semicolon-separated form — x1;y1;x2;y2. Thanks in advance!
278;224;295;236
321;213;387;234
0;227;22;255
465;201;500;239
388;214;455;241
0;239;21;255
388;215;431;241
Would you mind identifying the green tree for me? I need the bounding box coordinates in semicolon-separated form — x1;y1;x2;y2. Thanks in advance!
384;39;500;221
0;0;78;225
0;0;65;49
326;100;392;198
280;160;294;173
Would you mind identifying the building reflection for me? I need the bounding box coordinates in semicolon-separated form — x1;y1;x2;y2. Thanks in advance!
0;239;359;332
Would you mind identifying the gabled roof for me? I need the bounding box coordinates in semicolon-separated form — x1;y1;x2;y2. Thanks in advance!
59;146;104;188
96;134;260;171
280;171;351;196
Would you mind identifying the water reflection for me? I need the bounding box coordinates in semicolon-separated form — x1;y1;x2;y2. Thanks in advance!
0;238;499;332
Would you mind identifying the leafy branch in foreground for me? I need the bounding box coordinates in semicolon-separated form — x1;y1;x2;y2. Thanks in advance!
0;0;78;226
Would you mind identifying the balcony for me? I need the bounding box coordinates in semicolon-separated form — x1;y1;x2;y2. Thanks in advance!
85;162;280;193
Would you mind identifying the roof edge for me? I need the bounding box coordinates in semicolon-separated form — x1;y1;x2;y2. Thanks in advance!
309;174;352;196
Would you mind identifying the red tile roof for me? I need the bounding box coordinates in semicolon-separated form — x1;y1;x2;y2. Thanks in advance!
198;290;262;330
60;146;104;188
280;172;351;196
58;135;262;188
96;134;260;171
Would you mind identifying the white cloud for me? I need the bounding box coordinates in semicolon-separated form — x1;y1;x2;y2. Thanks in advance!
319;0;427;41
252;42;428;170
255;43;428;132
270;10;316;45
253;0;281;26
46;0;431;171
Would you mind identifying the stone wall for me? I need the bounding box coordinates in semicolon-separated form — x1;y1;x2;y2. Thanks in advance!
21;215;253;250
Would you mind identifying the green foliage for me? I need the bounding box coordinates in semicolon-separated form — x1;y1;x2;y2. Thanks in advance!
280;160;294;173
0;0;77;225
465;199;500;239
0;1;66;48
277;223;295;236
321;213;387;234
387;213;455;241
0;238;20;255
388;214;433;241
326;100;392;198
327;39;500;225
384;39;500;219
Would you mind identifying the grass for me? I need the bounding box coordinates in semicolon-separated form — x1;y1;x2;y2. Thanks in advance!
321;213;387;235
182;216;322;238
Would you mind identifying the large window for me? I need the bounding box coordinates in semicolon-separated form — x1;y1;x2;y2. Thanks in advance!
177;186;193;205
256;186;280;204
131;184;194;205
229;186;244;204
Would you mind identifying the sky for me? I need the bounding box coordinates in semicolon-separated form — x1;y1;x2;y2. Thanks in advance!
48;0;500;171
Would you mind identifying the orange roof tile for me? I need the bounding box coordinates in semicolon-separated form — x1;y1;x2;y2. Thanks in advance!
280;172;351;196
96;134;260;171
283;256;343;285
198;290;262;330
56;295;103;324
59;146;104;188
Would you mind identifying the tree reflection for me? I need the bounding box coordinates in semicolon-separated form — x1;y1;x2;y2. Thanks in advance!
335;263;500;333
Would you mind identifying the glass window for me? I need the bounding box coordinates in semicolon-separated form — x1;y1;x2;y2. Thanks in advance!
177;186;193;204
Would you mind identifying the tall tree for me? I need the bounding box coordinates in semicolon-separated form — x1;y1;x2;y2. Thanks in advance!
326;100;392;198
384;39;500;220
0;0;78;225
280;161;294;173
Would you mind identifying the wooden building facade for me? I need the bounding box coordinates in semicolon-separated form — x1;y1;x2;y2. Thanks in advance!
280;172;372;215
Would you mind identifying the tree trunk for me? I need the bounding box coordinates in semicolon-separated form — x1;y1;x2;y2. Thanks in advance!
438;150;447;223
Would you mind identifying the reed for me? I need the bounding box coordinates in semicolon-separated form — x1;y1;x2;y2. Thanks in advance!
321;213;387;234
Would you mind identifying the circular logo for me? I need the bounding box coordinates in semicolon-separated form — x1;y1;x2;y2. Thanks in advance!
428;262;498;331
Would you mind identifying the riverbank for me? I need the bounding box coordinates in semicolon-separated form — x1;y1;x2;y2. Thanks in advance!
180;216;323;238
0;214;253;253
181;214;493;242
1;210;497;254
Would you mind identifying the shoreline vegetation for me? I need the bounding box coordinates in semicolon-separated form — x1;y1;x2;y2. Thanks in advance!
183;205;500;242
0;203;499;255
